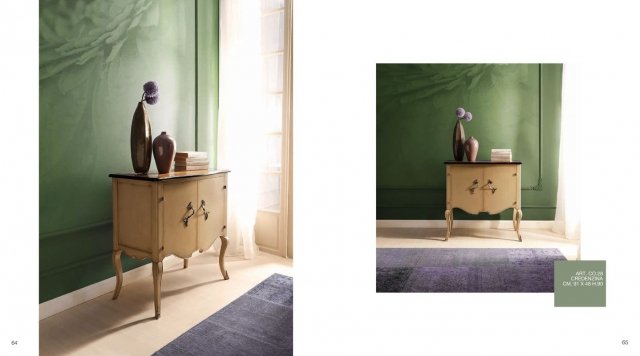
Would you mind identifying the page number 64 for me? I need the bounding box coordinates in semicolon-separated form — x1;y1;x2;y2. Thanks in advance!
11;340;18;346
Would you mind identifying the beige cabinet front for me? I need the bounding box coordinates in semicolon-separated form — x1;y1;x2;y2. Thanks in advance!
110;171;229;319
445;163;522;241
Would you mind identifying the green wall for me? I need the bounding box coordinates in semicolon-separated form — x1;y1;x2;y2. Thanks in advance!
377;64;562;220
39;0;219;303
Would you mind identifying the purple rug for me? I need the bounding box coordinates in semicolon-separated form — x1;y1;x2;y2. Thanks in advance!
376;248;566;293
153;273;292;356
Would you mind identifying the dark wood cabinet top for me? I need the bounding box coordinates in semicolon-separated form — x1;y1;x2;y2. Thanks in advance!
444;160;522;165
109;170;230;181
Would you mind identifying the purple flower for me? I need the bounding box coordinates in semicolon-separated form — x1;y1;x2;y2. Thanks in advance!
141;81;159;104
145;93;159;105
455;107;466;118
143;81;159;96
463;112;473;122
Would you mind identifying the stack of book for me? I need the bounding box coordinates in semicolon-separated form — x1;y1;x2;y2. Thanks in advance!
491;149;512;162
174;151;209;171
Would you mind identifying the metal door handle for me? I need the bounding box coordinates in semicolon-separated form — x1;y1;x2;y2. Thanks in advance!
183;202;195;226
486;179;497;194
200;200;209;220
469;179;479;194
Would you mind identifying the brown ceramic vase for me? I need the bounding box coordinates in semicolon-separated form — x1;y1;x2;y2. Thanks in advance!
130;101;152;174
464;136;479;162
153;131;176;174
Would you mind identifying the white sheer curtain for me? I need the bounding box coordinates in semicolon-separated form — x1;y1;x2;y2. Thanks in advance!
217;0;265;258
552;64;581;240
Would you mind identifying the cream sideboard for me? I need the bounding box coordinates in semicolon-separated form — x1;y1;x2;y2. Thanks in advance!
445;161;522;241
109;170;229;319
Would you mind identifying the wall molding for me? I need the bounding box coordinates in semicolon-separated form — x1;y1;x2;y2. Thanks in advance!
376;201;556;209
40;251;113;278
528;63;544;191
376;219;554;230
39;220;112;240
39;219;119;302
39;255;184;320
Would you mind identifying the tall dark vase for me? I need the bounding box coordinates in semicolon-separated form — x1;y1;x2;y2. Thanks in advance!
153;131;176;174
452;120;465;161
130;101;152;174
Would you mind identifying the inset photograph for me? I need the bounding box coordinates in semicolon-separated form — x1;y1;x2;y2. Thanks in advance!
39;1;293;355
376;63;579;293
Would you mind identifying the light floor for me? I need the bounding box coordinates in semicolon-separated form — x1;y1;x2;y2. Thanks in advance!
377;227;580;260
39;251;292;356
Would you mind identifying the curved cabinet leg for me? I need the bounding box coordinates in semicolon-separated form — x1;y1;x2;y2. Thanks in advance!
152;261;163;319
514;208;523;242
183;259;189;269
112;250;123;300
450;210;454;234
218;235;230;280
444;209;452;241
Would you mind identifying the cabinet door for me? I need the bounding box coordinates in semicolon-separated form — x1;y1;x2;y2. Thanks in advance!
196;175;227;251
449;166;483;214
483;165;518;214
162;180;198;258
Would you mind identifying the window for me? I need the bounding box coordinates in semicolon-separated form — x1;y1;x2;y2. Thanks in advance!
258;0;289;213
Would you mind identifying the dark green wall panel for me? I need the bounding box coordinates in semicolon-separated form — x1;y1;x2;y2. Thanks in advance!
39;0;219;303
39;222;148;302
376;64;562;220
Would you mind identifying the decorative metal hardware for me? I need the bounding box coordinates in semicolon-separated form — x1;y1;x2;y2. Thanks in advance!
183;202;195;226
487;179;497;194
469;179;479;194
223;185;227;190
200;200;209;220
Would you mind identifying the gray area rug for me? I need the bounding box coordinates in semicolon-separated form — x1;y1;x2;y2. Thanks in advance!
154;273;293;356
377;248;566;293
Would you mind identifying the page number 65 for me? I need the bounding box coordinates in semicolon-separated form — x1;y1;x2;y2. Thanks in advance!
622;340;629;345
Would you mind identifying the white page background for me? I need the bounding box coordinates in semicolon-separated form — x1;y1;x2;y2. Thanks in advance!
3;1;640;355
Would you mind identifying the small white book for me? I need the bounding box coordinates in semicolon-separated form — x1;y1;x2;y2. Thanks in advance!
174;165;210;171
174;158;209;165
175;151;208;159
491;149;512;162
